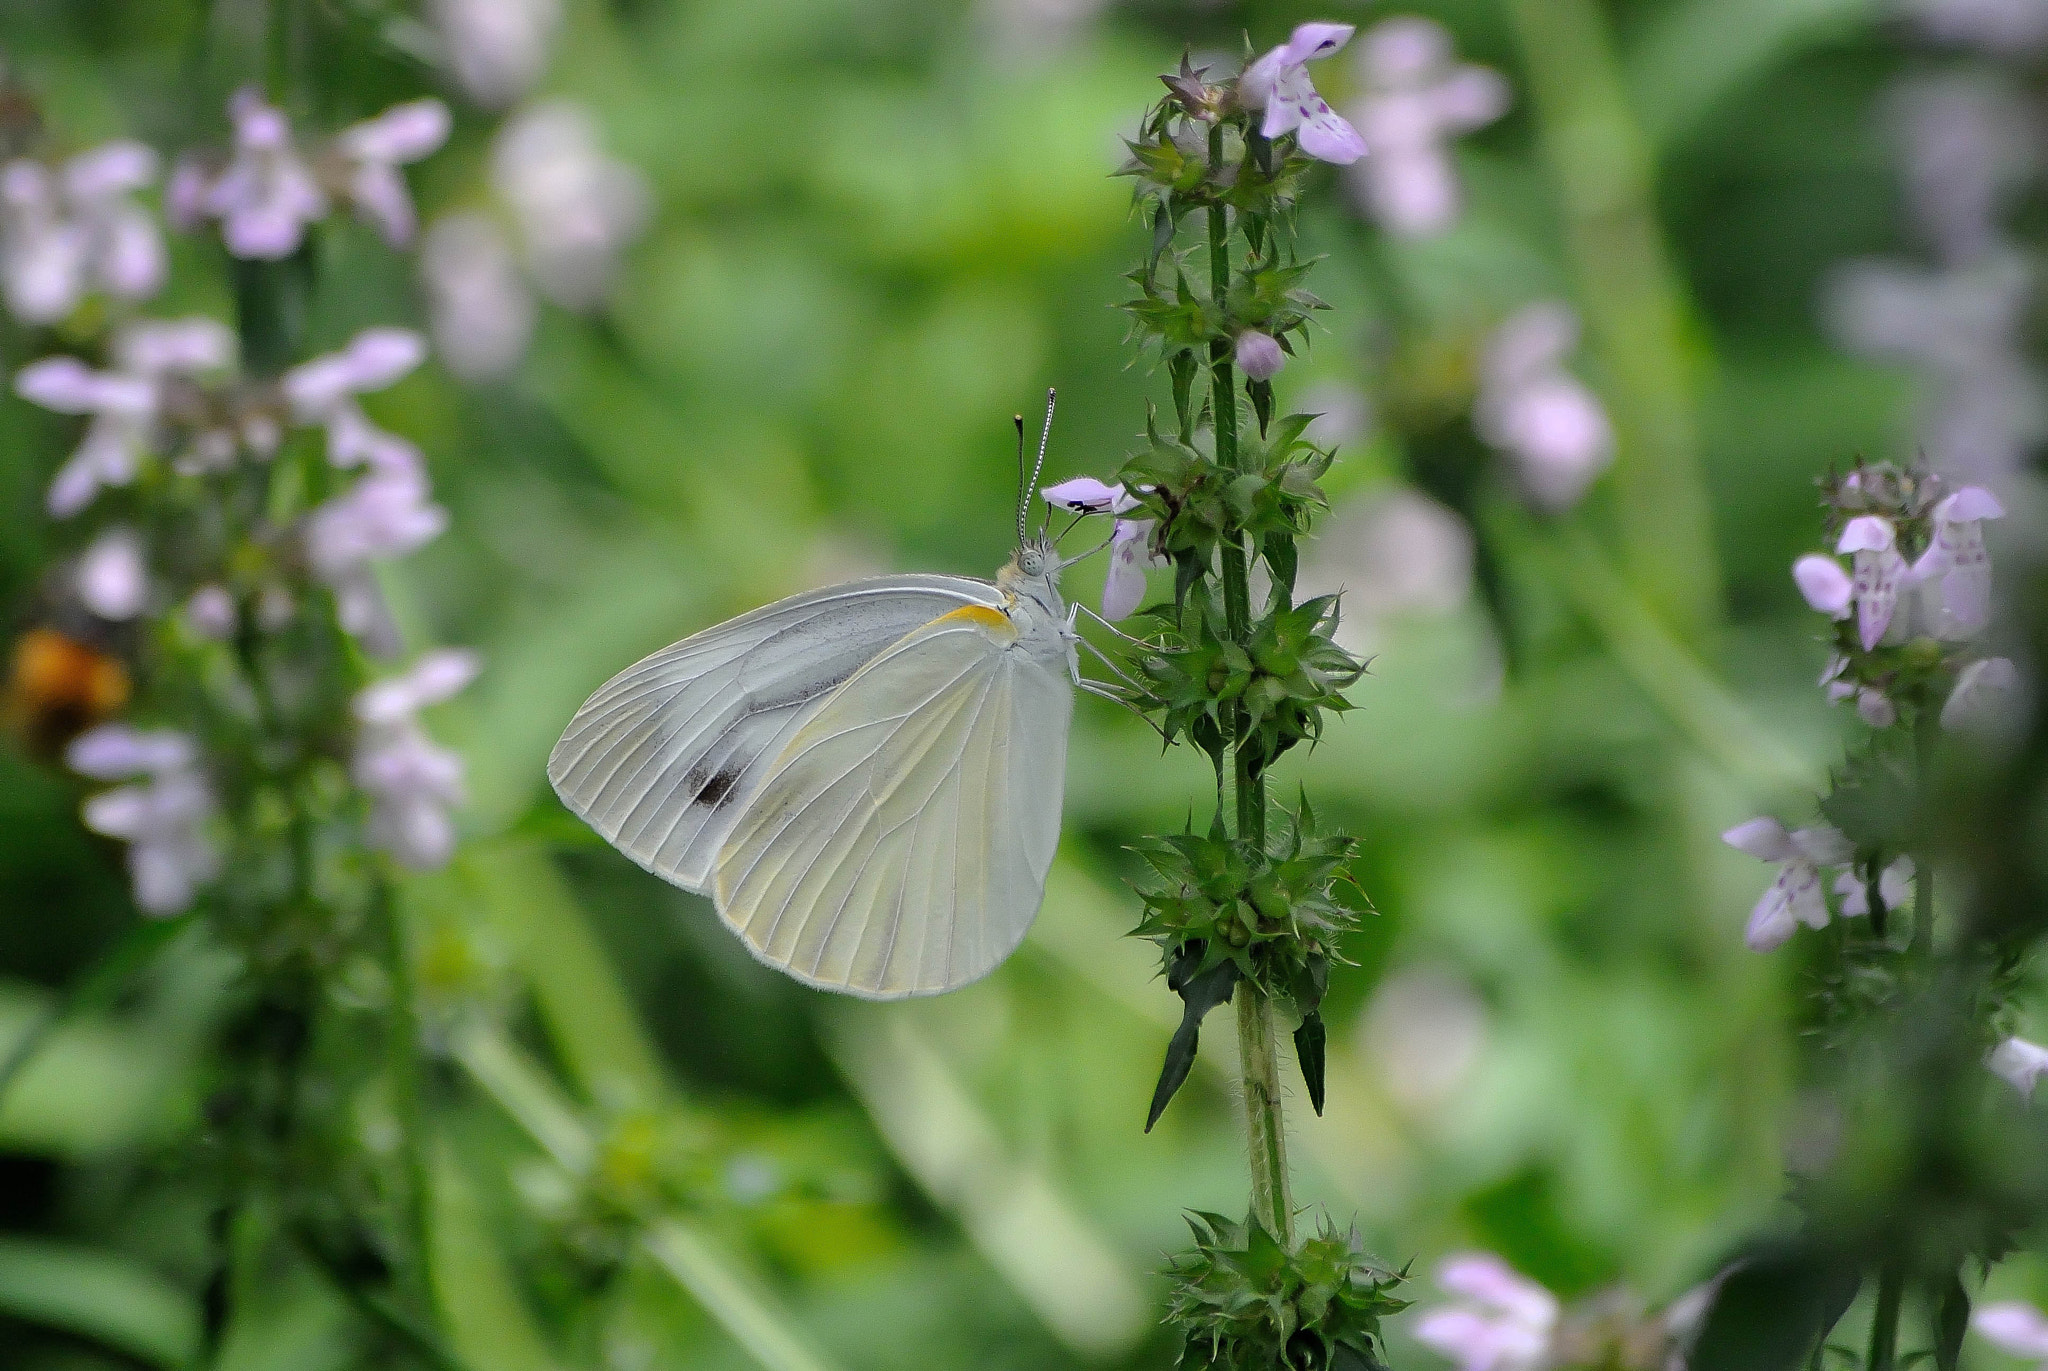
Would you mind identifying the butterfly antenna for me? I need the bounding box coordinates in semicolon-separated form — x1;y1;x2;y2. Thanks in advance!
1030;387;1056;538
1013;413;1028;546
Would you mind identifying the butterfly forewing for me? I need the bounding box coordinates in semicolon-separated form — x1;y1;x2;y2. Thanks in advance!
713;605;1073;999
546;575;1002;892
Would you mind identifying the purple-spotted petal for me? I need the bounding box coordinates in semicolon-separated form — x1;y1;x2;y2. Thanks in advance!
1277;21;1356;69
1041;477;1127;513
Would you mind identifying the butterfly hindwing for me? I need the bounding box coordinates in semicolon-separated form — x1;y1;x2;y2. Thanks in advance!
713;604;1073;999
546;575;1002;893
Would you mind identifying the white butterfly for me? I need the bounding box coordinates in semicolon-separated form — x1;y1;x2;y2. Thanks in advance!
549;399;1108;999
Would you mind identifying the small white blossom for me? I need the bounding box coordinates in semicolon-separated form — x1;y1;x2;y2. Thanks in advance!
1974;1301;2048;1367
0;141;166;324
1345;18;1508;237
1101;517;1163;621
66;724;219;915
1833;857;1915;917
76;526;149;621
1412;1253;1558;1371
1475;303;1614;512
304;440;448;649
352;650;480;869
1838;516;1906;652
1989;1037;2048;1099
1240;22;1368;165
1722;817;1855;951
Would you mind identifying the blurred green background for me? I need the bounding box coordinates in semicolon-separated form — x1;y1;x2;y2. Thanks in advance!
0;0;2038;1367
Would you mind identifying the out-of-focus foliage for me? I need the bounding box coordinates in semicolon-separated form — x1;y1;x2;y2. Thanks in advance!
2;0;2046;1369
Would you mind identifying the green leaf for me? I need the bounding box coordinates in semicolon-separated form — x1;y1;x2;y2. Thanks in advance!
1934;1273;1968;1371
0;1236;200;1368
1146;955;1239;1131
1293;1011;1327;1116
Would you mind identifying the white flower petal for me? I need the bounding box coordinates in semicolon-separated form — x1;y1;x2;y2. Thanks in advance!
1722;816;1795;862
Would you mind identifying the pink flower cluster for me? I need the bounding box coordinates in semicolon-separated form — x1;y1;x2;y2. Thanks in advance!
168;89;449;259
352;650;481;869
0;140;165;324
66;724;220;915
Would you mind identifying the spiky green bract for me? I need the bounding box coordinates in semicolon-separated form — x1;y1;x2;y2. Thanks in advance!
1121;410;1337;609
1134;800;1362;1122
1132;582;1363;782
1166;1212;1406;1371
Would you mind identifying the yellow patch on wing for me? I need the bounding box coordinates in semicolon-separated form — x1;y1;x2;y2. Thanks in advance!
933;603;1017;640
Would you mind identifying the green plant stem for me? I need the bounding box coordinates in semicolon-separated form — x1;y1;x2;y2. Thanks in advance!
1912;698;1938;957
1867;1260;1905;1371
1235;987;1294;1244
374;877;435;1311
1208;119;1288;1244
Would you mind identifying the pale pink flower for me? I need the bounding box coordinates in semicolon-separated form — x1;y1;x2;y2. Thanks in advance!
431;0;562;106
490;101;650;310
201;88;330;259
282;327;429;468
1235;329;1285;380
1412;1253;1558;1371
18;317;236;515
1345;18;1508;237
66;723;219;915
1838;516;1906;652
1989;1038;2048;1100
1041;477;1132;513
1475;303;1613;511
1723;818;1855;951
419;212;534;380
1911;485;2004;636
1793;554;1854;619
76;526;149;621
1240;23;1368;165
1103;518;1162;620
334;99;450;247
0;141;166;323
352;650;479;869
16;358;158;517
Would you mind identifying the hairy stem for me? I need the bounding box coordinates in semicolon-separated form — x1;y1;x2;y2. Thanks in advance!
1208;120;1288;1242
1235;984;1294;1243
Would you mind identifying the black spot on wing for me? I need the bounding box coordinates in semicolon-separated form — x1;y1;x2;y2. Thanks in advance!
692;765;742;809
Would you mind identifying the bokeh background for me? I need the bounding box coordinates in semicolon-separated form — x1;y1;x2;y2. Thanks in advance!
1;0;2042;1368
